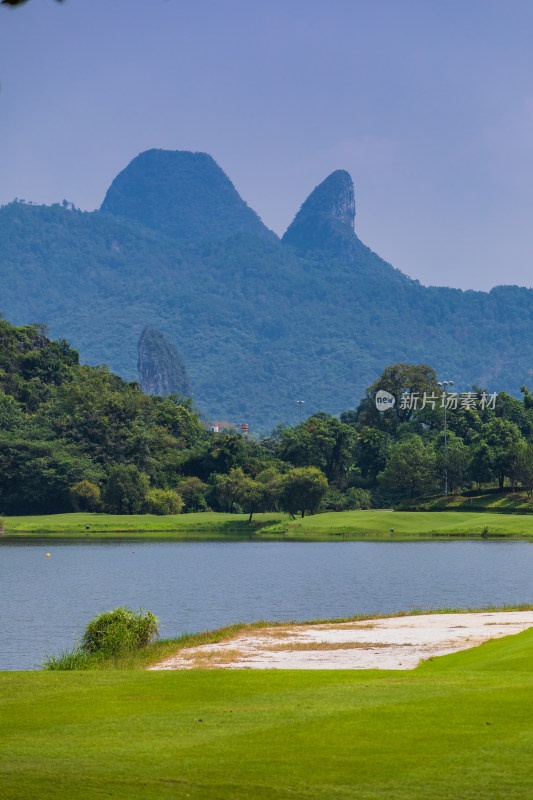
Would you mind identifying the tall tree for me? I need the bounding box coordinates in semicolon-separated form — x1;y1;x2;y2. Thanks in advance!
235;475;265;522
213;467;245;513
481;418;523;490
353;426;391;484
468;442;494;488
277;413;357;483
278;467;328;518
378;436;437;499
514;441;533;496
357;363;440;432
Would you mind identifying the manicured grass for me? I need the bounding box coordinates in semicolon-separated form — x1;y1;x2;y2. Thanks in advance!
1;511;285;536
3;508;533;539
282;509;533;538
2;629;533;799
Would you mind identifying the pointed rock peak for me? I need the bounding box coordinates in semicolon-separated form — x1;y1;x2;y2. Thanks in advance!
302;170;355;228
101;149;269;241
137;326;192;397
281;170;356;255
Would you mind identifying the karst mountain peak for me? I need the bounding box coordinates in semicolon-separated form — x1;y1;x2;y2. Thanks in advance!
282;169;360;260
100;148;270;242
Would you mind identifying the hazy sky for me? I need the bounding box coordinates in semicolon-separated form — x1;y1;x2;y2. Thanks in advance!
2;0;533;290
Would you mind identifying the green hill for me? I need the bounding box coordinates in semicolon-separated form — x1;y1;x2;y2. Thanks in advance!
2;150;533;431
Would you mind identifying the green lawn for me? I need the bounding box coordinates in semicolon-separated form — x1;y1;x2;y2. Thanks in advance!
3;508;533;538
284;509;533;537
1;511;285;536
2;630;533;799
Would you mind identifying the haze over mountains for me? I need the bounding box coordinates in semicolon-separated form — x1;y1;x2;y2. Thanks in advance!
1;148;532;431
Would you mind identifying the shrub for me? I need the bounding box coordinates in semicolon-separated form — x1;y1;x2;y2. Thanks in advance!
80;607;159;657
144;488;183;515
322;487;372;512
42;606;159;670
345;487;372;510
322;487;348;512
70;479;101;511
178;477;208;512
103;465;150;514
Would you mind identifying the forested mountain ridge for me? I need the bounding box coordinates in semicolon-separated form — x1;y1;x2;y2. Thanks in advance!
1;149;532;431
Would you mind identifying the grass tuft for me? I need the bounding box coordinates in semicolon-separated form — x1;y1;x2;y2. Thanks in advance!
41;648;98;671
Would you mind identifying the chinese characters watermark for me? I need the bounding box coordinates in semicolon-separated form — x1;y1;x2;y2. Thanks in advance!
376;390;498;412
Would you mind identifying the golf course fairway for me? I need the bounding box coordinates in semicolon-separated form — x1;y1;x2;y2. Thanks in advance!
2;628;533;799
3;509;533;538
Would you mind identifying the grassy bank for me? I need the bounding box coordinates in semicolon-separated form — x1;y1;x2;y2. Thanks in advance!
399;490;533;514
2;629;533;799
0;511;285;536
3;509;533;539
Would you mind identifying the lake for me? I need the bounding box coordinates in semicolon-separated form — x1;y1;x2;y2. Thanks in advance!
1;538;533;670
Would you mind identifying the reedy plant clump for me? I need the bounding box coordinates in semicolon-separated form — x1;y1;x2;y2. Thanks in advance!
80;606;159;656
42;606;159;670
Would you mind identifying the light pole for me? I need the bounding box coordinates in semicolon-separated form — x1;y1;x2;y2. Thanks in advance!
437;379;454;497
296;400;305;424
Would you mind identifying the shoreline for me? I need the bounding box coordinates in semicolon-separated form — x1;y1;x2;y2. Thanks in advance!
148;610;533;671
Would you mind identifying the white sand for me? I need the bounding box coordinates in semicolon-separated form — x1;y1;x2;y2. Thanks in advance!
148;610;533;671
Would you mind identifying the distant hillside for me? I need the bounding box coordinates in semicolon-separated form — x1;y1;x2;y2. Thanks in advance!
1;149;533;432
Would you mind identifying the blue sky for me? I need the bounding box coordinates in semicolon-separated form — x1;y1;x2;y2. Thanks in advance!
2;0;533;290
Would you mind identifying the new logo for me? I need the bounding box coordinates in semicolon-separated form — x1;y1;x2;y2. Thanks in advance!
375;390;396;411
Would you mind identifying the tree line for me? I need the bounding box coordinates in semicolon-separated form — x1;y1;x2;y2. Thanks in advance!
1;317;533;517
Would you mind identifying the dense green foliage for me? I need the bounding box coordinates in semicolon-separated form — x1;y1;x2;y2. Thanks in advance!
0;317;343;516
2;149;533;431
3;313;533;515
0;317;205;514
80;607;159;656
4;630;533;798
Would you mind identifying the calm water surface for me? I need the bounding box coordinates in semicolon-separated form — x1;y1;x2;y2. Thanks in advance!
1;539;532;670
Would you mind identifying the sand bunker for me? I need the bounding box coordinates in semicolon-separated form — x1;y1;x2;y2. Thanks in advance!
148;610;533;671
